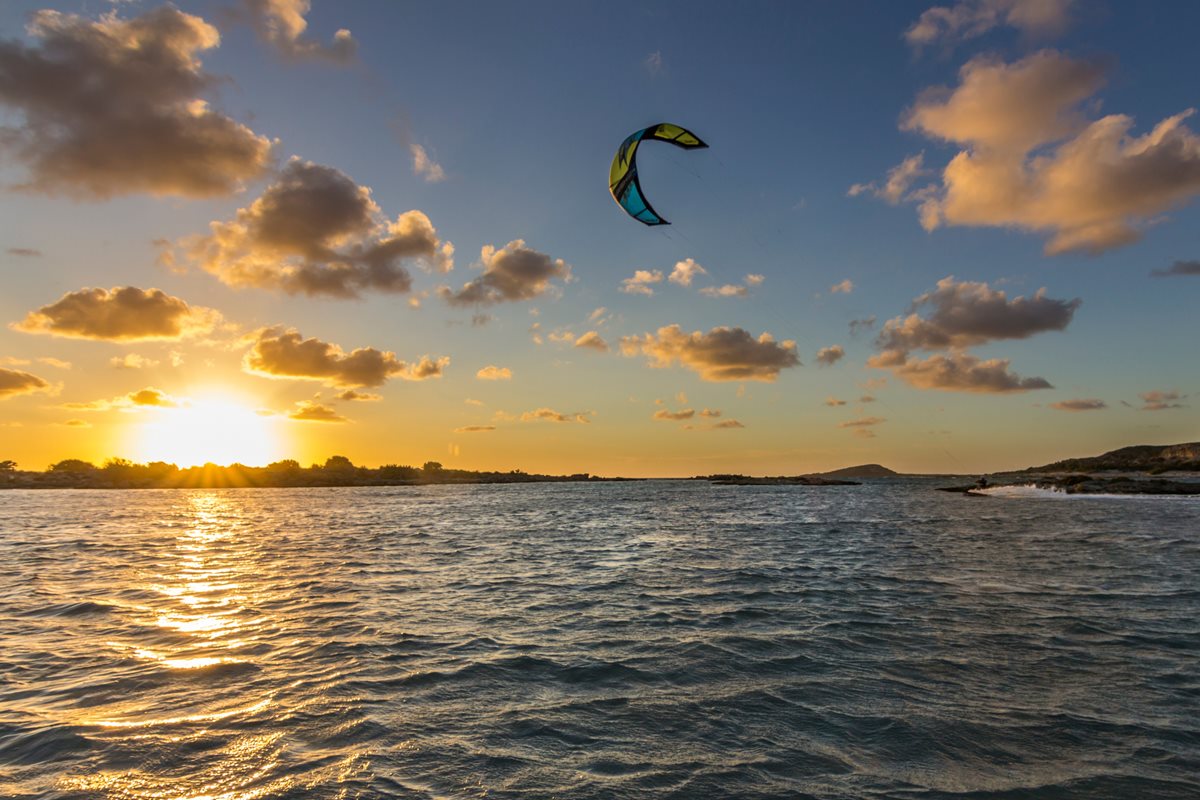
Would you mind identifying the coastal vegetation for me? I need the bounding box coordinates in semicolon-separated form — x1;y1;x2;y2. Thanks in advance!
0;457;614;490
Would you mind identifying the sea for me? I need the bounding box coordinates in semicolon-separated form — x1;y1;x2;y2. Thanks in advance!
1;479;1198;799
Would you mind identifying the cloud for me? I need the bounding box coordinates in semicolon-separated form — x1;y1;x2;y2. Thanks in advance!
110;354;159;370
441;240;570;306
62;418;90;428
240;0;356;62
0;368;51;400
243;327;447;387
699;284;748;298
620;269;663;296
1139;390;1187;411
898;51;1200;254
824;397;847;407
669;258;707;286
712;420;744;429
520;408;592;424
875;276;1079;356
860;395;877;403
13;287;221;342
816;345;845;367
905;0;1074;50
0;6;273;198
337;389;381;401
847;154;926;204
620;324;801;382
476;365;513;381
745;274;766;286
455;425;495;433
644;50;663;75
288;400;348;423
849;316;877;336
127;387;178;407
7;248;41;257
185;159;453;298
66;386;181;411
589;307;609;323
411;144;446;183
838;416;886;428
700;408;722;418
1151;260;1200;278
653;408;695;421
830;279;856;294
870;351;1053;393
574;331;610;352
1050;398;1106;411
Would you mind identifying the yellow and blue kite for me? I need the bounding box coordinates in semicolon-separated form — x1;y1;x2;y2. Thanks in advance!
609;123;707;226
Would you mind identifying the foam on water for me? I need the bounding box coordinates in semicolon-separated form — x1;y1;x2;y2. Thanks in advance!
1;479;1198;799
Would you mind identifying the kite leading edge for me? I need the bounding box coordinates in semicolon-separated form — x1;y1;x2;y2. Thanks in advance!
609;123;708;226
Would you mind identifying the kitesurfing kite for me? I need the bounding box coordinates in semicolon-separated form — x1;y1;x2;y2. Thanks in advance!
609;123;707;225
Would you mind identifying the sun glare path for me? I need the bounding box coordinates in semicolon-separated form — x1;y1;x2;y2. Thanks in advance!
132;396;284;467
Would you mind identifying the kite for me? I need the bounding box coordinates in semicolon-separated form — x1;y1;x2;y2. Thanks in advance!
609;123;707;226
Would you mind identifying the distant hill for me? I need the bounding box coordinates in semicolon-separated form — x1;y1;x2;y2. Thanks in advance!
812;464;900;479
1024;443;1200;474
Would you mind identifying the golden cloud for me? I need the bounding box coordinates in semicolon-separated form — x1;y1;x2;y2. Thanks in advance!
243;327;447;388
0;367;51;400
620;324;800;382
13;287;221;342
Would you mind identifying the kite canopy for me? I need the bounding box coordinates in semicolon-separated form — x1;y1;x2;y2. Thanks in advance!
609;123;707;226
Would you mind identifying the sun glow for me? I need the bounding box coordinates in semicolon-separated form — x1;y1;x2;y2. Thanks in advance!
132;396;283;467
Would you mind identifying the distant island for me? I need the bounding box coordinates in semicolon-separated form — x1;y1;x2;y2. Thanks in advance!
939;442;1200;496
0;457;630;490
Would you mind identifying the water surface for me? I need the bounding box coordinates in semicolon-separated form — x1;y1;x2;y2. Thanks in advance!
2;480;1197;798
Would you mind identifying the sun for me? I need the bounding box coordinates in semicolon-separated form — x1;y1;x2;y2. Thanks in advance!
131;395;284;467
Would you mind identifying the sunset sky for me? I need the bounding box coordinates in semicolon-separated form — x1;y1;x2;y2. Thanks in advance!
1;0;1197;476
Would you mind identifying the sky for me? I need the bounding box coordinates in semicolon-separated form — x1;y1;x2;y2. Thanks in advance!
0;0;1197;476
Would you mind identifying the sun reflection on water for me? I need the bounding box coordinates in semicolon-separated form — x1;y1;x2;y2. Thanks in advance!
67;492;304;798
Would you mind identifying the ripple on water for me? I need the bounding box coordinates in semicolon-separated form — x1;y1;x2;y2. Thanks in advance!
0;481;1198;799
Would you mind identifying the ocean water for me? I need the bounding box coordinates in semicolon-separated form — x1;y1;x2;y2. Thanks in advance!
1;479;1198;799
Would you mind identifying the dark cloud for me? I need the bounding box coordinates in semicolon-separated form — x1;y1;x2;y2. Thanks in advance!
0;6;273;198
185;159;452;298
871;351;1053;393
12;287;221;342
0;367;51;400
243;327;448;388
876;276;1079;354
816;345;845;367
620;324;800;382
6;248;41;257
838;416;886;428
1139;390;1187;411
824;397;847;407
454;425;495;433
1151;260;1200;278
1049;398;1106;411
849;316;877;336
440;240;570;306
239;0;357;63
288;401;348;422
